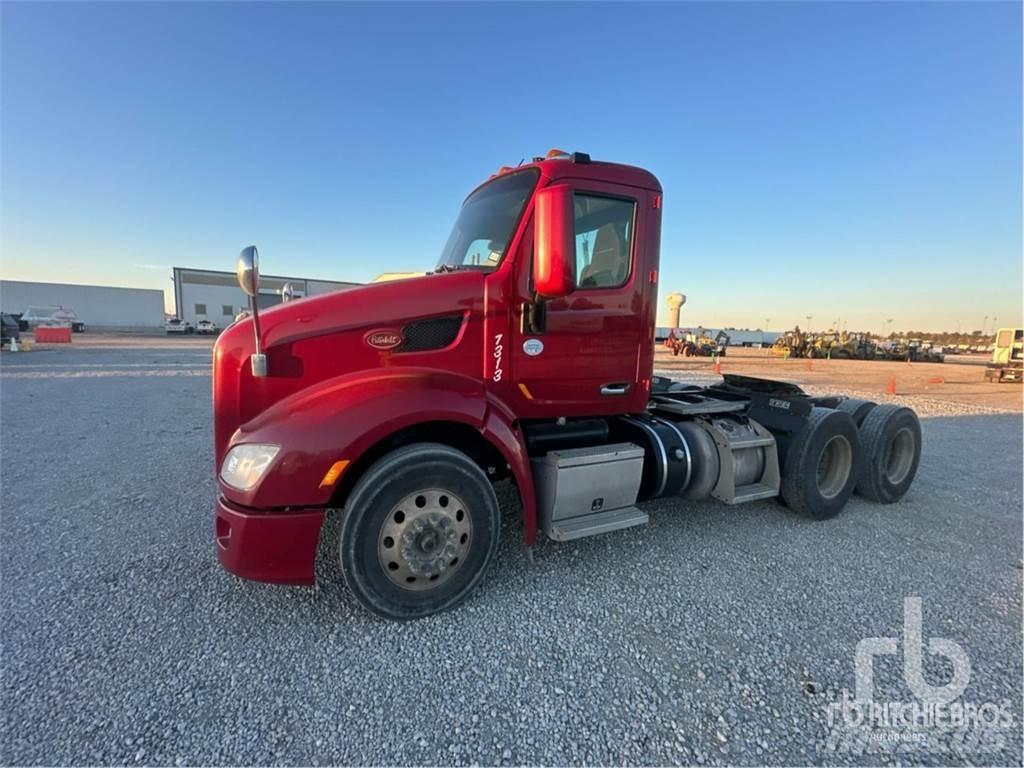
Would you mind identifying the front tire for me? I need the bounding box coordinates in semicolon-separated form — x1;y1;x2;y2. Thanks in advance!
339;443;500;620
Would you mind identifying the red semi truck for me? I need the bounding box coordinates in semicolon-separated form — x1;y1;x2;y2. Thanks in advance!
213;151;922;620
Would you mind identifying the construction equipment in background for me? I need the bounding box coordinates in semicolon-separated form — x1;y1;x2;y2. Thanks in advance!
770;327;870;359
822;331;877;360
668;328;729;357
712;329;730;356
802;329;882;360
770;326;811;358
905;339;945;363
876;339;944;363
771;327;945;363
874;340;909;361
984;327;1023;382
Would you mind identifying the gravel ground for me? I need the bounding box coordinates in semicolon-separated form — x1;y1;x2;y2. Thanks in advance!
1;347;1021;766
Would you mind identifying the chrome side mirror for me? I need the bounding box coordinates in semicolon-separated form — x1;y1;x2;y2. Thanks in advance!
237;246;260;297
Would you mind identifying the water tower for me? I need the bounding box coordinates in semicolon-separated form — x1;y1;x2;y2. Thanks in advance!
666;293;686;329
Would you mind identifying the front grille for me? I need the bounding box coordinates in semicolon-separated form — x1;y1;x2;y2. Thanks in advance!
398;314;463;353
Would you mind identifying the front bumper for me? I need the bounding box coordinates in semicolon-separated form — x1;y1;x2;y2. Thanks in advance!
215;495;325;585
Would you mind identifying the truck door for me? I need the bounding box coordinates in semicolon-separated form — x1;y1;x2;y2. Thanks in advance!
511;183;653;417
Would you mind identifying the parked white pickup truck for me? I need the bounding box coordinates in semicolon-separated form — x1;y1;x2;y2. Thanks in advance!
165;318;194;334
196;319;219;335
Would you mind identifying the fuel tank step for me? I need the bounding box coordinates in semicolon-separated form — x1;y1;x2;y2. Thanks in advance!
546;506;649;542
728;482;779;504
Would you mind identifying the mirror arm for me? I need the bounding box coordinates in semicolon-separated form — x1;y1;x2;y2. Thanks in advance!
521;297;547;335
249;295;267;376
236;245;268;377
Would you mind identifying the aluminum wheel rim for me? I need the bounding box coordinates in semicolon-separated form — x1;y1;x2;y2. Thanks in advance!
816;434;853;499
885;428;914;485
378;488;472;591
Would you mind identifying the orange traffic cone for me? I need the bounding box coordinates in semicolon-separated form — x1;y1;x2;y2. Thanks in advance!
713;359;722;375
886;375;897;395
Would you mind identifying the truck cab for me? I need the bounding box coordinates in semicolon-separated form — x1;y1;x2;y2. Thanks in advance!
212;151;922;620
985;327;1023;382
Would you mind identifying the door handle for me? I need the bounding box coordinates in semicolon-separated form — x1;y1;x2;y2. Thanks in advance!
600;383;631;396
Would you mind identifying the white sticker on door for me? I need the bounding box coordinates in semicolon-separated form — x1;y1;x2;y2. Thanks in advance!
523;338;544;356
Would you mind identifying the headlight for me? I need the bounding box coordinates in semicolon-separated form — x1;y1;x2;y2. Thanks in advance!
220;444;280;490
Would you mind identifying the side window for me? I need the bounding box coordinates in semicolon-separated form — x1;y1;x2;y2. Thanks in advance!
574;194;635;289
195;303;207;316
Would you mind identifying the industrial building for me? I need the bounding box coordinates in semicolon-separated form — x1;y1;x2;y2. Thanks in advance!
0;280;165;329
171;267;360;325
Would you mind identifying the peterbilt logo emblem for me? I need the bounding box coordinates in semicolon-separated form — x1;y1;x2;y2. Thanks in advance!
365;330;403;350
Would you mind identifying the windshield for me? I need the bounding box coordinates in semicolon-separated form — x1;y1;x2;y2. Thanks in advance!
436;169;538;271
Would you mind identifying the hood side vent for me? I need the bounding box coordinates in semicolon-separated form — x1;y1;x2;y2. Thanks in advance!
398;314;463;353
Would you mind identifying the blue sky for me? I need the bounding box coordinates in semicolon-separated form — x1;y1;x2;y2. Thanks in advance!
2;2;1020;332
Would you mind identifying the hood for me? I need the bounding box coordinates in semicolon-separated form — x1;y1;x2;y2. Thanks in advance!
212;269;486;464
255;270;484;351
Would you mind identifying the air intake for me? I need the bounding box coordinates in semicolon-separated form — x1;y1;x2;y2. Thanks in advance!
398;314;463;353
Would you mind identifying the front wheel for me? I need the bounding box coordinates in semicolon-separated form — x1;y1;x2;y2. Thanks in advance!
339;443;500;620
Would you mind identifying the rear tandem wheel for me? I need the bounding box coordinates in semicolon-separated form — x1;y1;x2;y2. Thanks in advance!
780;407;863;520
854;404;922;503
835;397;877;427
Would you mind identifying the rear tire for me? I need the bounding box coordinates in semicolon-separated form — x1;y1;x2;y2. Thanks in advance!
855;404;921;503
835;397;877;427
781;407;862;520
339;442;500;620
